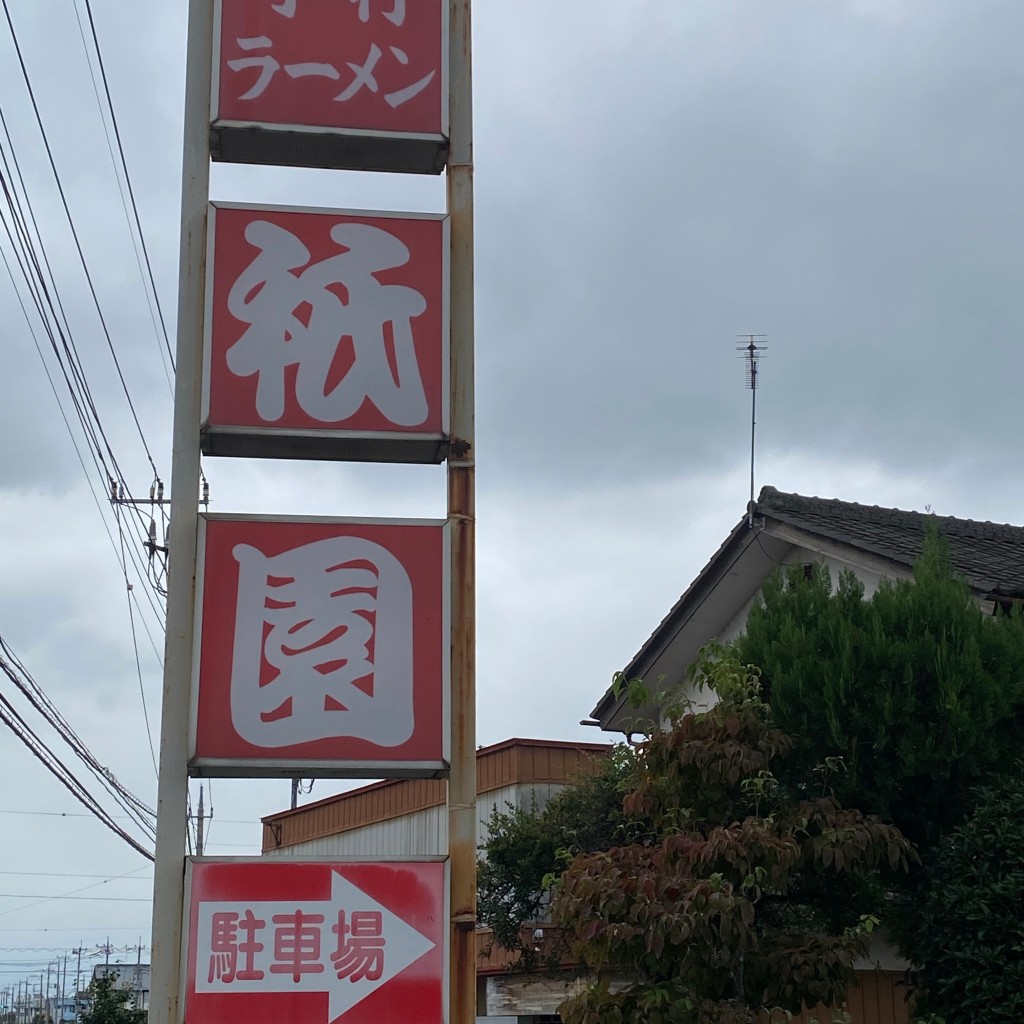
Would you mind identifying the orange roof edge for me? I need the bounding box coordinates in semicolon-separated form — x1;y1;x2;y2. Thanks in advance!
261;736;615;825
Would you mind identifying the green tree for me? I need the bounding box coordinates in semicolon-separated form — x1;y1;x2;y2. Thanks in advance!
909;764;1024;1024
551;651;914;1024
477;743;643;967
734;526;1024;852
78;973;146;1024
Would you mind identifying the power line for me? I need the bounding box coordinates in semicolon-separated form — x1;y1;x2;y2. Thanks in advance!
0;929;150;934
0;869;151;920
0;685;154;863
0;873;150;881
0;809;261;826
0;109;170;623
0;637;156;826
116;505;159;776
73;0;176;385
0;897;149;905
1;0;159;476
0;2;175;633
0;640;155;862
0;896;150;904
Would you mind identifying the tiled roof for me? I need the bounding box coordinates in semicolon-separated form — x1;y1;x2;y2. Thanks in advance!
758;486;1024;597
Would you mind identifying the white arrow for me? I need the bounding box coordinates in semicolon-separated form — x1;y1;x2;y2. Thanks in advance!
194;869;436;1023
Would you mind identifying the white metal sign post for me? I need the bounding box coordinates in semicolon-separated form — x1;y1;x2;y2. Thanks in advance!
149;2;214;1022
150;3;475;1024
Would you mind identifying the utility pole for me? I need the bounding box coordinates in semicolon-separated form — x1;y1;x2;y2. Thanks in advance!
195;785;205;856
73;947;83;1004
135;940;143;1014
149;4;212;1023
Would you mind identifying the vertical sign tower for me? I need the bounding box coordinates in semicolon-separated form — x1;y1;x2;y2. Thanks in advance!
150;3;475;1023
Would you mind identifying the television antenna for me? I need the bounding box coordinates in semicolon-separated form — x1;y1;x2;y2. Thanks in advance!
736;335;767;527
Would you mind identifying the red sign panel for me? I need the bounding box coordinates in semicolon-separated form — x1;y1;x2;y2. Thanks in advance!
185;859;446;1024
191;516;449;777
212;0;448;172
202;204;448;463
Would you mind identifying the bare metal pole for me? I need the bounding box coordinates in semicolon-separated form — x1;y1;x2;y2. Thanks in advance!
737;335;766;527
195;785;205;856
447;1;477;1023
149;2;213;1023
749;351;756;526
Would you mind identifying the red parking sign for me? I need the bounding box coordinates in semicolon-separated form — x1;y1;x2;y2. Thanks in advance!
186;859;446;1024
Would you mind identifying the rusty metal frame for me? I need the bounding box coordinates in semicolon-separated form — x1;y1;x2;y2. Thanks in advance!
446;2;476;1023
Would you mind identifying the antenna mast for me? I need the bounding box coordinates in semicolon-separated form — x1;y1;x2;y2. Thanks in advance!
737;335;767;527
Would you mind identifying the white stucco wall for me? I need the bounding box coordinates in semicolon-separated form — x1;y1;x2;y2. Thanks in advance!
718;547;893;647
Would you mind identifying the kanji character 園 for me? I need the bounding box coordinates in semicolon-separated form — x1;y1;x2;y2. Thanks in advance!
228;535;416;749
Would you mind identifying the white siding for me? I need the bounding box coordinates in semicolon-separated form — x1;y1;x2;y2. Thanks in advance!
264;804;447;857
266;782;569;859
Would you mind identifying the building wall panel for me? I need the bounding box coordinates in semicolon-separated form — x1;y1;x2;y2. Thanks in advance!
261;739;613;853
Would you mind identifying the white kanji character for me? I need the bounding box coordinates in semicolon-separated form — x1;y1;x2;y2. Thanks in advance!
227;36;280;100
335;43;436;108
349;0;405;25
284;62;341;83
384;49;436;109
225;219;429;427
336;44;383;102
228;536;415;748
271;0;297;15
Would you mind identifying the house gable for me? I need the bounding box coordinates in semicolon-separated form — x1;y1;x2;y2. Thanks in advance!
590;486;1024;733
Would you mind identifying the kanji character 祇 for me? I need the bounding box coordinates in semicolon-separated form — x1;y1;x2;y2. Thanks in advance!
331;910;385;982
228;535;416;749
207;909;266;984
270;910;325;983
226;219;429;427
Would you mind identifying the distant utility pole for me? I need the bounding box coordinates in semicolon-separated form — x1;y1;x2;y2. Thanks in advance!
196;785;205;857
73;946;83;1000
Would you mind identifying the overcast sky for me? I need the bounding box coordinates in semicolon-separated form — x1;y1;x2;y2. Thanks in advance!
0;0;1021;996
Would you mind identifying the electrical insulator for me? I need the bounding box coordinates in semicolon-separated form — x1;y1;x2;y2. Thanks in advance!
202;480;210;505
157;479;165;503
